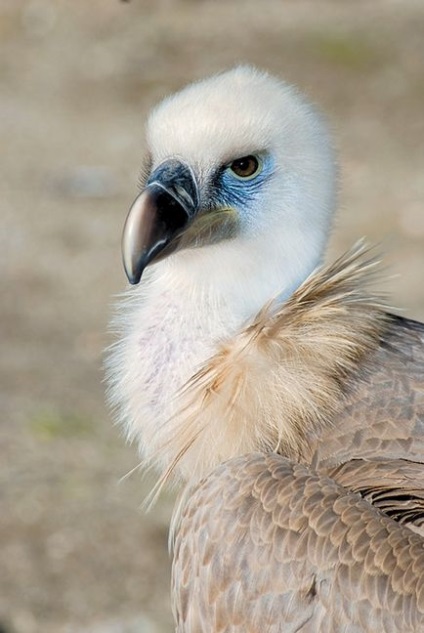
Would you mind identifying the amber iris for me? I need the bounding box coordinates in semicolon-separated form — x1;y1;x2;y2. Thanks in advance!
229;155;260;179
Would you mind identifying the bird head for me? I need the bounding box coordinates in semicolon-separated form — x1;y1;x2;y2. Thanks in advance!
123;65;336;302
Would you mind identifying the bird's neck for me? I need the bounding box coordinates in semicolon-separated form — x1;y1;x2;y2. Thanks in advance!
158;233;325;327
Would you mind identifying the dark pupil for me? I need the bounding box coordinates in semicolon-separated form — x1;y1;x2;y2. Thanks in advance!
232;155;257;176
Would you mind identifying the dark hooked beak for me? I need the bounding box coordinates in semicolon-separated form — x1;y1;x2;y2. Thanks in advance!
122;159;199;284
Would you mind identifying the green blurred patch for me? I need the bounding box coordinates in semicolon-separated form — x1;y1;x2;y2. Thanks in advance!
29;409;95;439
311;33;382;70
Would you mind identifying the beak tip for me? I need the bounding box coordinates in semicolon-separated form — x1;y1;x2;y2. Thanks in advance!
123;261;143;286
127;276;139;286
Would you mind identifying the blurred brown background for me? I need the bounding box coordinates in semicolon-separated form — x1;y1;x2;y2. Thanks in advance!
1;1;423;631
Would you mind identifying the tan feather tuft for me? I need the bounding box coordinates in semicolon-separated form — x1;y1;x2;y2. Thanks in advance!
149;242;391;500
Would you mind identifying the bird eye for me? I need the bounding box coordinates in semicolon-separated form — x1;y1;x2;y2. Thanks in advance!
228;155;262;180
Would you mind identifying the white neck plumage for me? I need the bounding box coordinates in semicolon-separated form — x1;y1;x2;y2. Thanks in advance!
156;224;327;328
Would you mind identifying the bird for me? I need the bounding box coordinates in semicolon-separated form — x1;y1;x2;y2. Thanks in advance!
106;66;424;631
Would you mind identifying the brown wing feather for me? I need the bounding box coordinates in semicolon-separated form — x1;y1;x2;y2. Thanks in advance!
313;316;424;469
309;315;424;530
173;453;424;633
328;458;424;527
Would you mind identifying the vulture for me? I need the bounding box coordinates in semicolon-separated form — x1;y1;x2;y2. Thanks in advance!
106;67;424;632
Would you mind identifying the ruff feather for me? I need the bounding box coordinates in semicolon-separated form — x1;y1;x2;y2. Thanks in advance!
147;242;390;501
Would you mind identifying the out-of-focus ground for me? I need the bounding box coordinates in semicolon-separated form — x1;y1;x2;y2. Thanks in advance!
1;1;424;631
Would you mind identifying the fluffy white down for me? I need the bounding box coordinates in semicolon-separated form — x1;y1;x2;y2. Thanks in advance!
106;66;336;481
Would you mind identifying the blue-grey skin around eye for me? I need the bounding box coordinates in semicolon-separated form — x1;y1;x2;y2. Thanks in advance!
214;154;276;228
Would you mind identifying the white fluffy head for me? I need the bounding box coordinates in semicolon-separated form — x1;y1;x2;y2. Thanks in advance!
145;66;336;302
